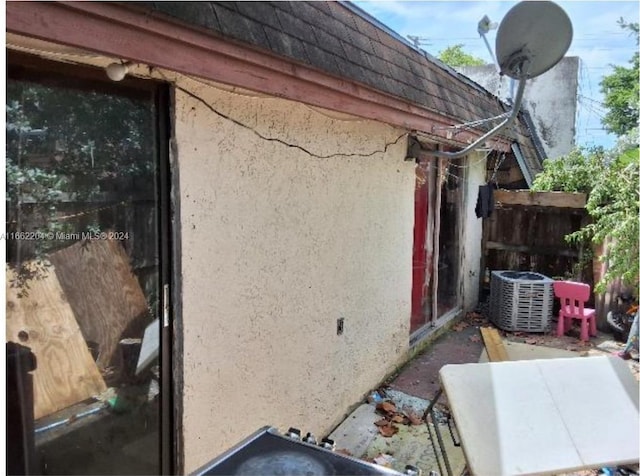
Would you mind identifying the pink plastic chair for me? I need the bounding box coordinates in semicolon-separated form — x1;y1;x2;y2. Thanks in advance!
554;280;597;341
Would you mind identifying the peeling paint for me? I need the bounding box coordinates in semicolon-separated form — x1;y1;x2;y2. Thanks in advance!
460;57;579;159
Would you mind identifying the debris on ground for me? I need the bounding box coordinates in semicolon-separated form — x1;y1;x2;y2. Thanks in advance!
372;453;395;467
467;310;484;320
373;398;427;437
377;424;399;437
406;411;423;426
376;401;397;415
367;390;384;404
452;321;470;332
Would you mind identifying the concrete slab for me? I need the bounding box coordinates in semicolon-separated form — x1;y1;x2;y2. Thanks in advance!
327;404;379;458
383;389;432;415
593;339;627;354
330;390;466;475
363;421;466;476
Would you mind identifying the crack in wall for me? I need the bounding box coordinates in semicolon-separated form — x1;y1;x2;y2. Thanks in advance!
174;83;408;159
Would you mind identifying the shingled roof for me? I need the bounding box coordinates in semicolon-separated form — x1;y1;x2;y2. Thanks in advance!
135;1;544;173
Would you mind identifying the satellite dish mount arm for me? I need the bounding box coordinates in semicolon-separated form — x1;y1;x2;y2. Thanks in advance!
430;0;572;159
432;57;530;159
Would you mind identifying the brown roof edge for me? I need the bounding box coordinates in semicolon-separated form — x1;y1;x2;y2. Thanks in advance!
7;1;519;152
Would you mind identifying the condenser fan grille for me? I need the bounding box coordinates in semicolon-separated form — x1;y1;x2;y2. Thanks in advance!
489;271;554;332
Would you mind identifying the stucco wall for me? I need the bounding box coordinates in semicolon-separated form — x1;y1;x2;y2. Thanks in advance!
6;36;477;473
460;57;579;159
461;152;487;311
174;78;415;471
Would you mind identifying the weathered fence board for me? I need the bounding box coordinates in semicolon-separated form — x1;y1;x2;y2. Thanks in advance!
494;190;587;209
481;190;611;326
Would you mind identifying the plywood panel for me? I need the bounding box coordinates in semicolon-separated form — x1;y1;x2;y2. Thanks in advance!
49;239;151;370
6;262;107;420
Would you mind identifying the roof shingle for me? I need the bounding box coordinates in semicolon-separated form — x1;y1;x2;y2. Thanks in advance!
138;1;544;166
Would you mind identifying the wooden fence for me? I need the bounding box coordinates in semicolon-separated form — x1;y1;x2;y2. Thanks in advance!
481;190;622;329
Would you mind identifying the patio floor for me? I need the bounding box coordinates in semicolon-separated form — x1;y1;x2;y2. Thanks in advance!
329;305;639;476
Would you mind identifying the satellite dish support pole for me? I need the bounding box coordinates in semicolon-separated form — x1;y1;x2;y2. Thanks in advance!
431;59;530;159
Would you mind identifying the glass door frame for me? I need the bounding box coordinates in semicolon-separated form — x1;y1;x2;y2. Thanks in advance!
6;50;176;474
432;156;466;324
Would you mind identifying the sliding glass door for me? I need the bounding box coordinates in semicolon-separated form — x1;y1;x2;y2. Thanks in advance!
435;159;465;317
6;55;170;475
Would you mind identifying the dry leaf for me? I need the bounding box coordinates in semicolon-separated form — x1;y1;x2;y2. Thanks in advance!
391;414;406;423
374;418;390;426
376;401;397;415
406;411;424;426
373;454;394;466
524;338;538;345
453;322;469;332
469;335;481;343
378;424;399;437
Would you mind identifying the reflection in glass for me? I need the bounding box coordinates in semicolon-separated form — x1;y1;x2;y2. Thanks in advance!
437;160;464;317
6;78;160;474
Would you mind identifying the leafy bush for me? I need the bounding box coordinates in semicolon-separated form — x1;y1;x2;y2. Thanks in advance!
531;147;606;194
532;130;639;292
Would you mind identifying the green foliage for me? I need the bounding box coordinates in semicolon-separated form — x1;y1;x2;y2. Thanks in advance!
6;81;154;190
600;19;639;137
531;147;606;194
6;79;154;265
438;44;486;67
533;130;640;292
532;17;640;292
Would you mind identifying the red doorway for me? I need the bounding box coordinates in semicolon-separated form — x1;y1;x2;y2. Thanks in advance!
411;156;466;334
411;161;433;333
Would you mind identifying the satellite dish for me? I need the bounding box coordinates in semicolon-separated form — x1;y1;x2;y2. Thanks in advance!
496;1;573;79
433;0;573;158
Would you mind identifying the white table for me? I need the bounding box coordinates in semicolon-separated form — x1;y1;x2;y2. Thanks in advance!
440;356;639;475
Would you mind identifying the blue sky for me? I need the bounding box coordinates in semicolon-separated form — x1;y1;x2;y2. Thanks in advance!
353;0;639;150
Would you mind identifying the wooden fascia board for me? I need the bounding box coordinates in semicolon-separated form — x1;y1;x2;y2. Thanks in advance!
7;1;512;152
494;190;587;209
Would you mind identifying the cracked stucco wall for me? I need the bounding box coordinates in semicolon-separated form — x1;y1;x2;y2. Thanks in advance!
174;78;415;472
460;57;579;159
6;39;478;473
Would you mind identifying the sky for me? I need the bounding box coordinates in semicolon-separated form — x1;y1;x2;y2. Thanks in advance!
353;0;640;150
